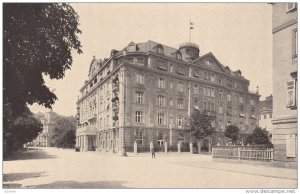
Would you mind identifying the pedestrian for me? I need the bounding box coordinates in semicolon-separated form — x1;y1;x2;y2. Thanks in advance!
151;147;155;159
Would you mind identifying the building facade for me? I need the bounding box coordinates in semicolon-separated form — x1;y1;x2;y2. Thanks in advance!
76;40;260;152
259;95;273;133
33;110;59;147
272;3;298;167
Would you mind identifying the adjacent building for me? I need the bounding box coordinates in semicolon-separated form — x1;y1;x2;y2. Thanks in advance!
259;95;273;133
76;40;260;152
272;3;297;167
33;110;59;147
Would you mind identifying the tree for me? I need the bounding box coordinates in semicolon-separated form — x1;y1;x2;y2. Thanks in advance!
51;116;77;147
3;3;82;152
4;107;43;153
57;129;76;149
224;125;240;145
187;110;215;141
245;127;272;145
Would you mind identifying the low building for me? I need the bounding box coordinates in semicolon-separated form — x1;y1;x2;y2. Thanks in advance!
76;40;260;152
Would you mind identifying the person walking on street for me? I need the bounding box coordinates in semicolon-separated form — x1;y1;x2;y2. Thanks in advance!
151;147;155;159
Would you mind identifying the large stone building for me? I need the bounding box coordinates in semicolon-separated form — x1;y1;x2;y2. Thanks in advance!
33;110;59;147
76;40;260;152
272;3;297;167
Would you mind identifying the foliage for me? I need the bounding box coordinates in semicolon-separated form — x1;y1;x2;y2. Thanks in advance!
3;3;82;153
224;125;240;145
57;129;76;149
186;110;215;140
51;116;77;148
4;106;43;152
245;127;272;145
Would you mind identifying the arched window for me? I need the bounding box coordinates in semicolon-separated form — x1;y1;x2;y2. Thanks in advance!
176;53;182;60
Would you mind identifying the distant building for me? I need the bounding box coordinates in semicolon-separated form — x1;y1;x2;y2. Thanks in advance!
33;110;59;147
259;95;273;133
272;3;297;167
76;40;260;152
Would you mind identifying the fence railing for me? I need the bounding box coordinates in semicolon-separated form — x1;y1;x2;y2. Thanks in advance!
212;146;273;162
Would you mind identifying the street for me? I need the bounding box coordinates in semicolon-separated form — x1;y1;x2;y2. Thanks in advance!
3;147;297;189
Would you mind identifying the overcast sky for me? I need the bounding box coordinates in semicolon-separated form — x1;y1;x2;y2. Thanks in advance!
29;3;273;116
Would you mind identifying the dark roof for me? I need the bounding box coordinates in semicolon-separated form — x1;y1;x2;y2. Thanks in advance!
259;95;273;111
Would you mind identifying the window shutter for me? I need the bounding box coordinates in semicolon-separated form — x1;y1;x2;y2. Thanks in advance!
286;134;296;157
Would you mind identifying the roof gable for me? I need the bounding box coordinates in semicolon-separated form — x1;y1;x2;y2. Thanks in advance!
192;52;225;73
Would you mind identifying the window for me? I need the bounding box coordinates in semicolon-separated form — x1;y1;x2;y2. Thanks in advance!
269;113;272;118
158;113;165;125
210;74;214;82
227;93;232;102
169;98;173;106
157;47;163;54
263;114;267;119
158;78;166;89
204;72;209;80
137;58;144;64
239;96;244;104
135;130;144;145
219;103;223;114
286;80;297;108
136;91;144;104
135;111;144;123
286;3;297;13
158;95;165;107
219;79;223;85
176;117;183;126
177;99;184;109
136;73;144;85
177;82;184;92
194;99;198;106
250;99;254;106
176;53;182;60
128;58;134;64
205;59;213;67
157;132;164;145
170;82;173;89
194;84;199;94
194;70;200;78
204;86;214;97
293;29;298;61
219;90;223;99
170;64;173;72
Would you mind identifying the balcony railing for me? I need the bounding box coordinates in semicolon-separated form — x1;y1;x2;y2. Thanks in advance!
76;126;97;134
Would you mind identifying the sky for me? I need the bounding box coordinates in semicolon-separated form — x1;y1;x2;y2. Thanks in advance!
29;3;273;116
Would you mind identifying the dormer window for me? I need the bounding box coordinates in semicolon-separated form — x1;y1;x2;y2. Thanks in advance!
176;53;182;60
157;47;163;54
205;59;213;68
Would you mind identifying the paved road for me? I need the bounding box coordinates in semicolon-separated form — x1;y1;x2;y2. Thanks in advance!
3;147;297;189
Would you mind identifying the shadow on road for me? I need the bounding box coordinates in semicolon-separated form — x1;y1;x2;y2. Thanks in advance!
3;183;23;189
25;180;131;189
3;172;46;182
4;148;57;161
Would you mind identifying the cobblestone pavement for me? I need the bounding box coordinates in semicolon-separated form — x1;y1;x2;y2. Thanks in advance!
3;147;297;189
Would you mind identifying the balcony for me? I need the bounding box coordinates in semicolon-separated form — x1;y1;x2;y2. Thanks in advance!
87;114;97;121
250;114;256;119
76;126;97;135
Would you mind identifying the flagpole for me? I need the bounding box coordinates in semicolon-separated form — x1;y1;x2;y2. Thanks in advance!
189;20;191;43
